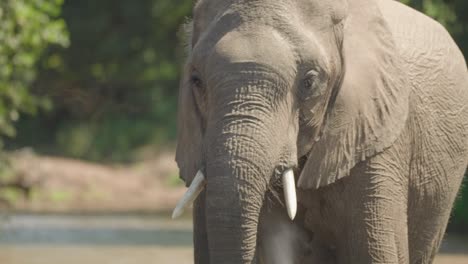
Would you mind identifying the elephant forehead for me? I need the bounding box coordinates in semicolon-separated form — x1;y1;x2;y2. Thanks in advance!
194;0;348;30
186;30;299;89
190;0;343;70
209;29;296;70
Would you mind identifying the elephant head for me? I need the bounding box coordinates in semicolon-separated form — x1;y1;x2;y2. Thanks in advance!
174;0;409;263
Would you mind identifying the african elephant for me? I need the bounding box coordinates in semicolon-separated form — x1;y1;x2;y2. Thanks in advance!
173;0;468;263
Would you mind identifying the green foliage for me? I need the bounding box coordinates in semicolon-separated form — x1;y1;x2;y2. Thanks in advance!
11;0;192;162
166;172;184;188
48;189;72;203
0;0;68;144
0;0;68;209
452;171;468;233
0;187;22;204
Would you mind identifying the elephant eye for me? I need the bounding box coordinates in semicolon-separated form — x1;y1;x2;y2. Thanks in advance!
190;71;203;88
301;69;329;99
190;69;207;115
304;70;319;89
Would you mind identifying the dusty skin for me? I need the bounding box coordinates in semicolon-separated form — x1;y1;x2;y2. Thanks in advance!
176;0;468;263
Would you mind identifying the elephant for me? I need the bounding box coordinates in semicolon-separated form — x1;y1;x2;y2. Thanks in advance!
173;0;468;263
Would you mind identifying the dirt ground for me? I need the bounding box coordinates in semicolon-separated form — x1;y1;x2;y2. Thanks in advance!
2;149;184;212
0;247;464;264
435;255;468;264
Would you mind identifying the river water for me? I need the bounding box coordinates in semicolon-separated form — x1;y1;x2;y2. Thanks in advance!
0;213;193;264
0;213;466;264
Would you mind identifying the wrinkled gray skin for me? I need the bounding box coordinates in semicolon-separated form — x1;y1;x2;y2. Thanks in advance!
176;0;468;263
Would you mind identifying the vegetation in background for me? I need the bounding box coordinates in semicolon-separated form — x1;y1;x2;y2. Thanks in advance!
451;174;468;233
0;0;68;203
0;0;68;146
8;0;468;163
9;0;192;162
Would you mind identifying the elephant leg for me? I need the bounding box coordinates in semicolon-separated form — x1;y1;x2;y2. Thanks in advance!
407;167;466;264
408;214;447;264
257;202;312;264
334;163;410;264
193;189;210;264
301;237;337;264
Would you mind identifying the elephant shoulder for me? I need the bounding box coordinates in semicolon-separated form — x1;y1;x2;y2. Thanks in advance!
377;0;465;75
377;1;468;176
378;0;468;118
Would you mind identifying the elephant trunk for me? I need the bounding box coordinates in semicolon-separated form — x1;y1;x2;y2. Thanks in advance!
204;82;282;263
205;154;268;263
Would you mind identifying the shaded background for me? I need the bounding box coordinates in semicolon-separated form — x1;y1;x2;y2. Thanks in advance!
0;0;466;263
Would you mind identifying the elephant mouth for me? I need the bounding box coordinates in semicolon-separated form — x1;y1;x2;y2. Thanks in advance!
171;153;312;263
171;167;299;220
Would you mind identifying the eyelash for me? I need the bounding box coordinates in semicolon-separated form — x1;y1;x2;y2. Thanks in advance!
298;70;319;98
189;69;208;117
305;70;320;87
191;72;203;88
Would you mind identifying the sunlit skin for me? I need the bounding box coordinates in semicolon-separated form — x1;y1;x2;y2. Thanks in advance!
175;0;468;263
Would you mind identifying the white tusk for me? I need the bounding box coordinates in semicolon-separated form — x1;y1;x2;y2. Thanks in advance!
172;170;206;219
282;169;297;220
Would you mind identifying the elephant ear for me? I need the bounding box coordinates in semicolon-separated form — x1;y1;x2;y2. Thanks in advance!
298;1;410;189
175;22;203;187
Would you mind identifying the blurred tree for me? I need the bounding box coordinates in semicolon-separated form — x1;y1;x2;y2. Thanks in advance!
411;0;423;11
0;0;68;145
0;0;68;203
451;170;468;233
10;1;468;163
11;0;192;162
